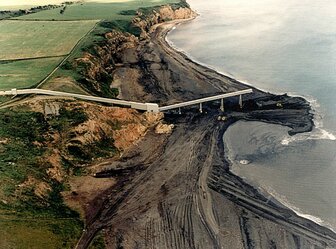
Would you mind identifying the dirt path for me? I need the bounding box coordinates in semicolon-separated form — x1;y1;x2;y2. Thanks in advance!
196;129;221;248
36;20;100;89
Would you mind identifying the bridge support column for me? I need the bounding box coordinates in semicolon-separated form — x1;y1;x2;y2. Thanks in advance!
178;107;181;115
239;95;243;109
220;98;224;112
199;103;203;113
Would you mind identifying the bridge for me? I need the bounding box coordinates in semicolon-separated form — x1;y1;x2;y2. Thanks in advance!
159;89;253;113
0;88;159;112
0;88;253;113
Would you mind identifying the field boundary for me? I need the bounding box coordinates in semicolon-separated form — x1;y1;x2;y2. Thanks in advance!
0;54;66;63
36;20;100;88
10;18;101;21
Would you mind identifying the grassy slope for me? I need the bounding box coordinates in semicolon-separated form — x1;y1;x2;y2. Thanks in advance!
0;20;98;60
0;57;63;90
0;103;118;248
0;218;83;249
0;108;86;248
0;20;97;90
0;103;122;248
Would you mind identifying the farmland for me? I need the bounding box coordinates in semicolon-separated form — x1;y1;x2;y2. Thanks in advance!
16;0;180;20
0;20;97;90
0;0;179;91
0;20;98;60
0;57;63;90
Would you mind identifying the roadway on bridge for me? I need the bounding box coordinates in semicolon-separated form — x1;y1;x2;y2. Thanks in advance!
0;88;253;113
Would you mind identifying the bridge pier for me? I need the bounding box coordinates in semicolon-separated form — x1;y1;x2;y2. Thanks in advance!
158;89;253;112
178;107;181;115
220;98;224;112
239;95;243;109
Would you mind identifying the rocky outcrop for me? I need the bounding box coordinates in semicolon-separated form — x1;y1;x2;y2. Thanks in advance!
20;99;166;184
74;31;139;98
72;103;163;152
133;5;197;39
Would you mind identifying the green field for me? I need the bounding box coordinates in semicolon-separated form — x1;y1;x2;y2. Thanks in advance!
0;57;63;90
16;0;180;20
0;0;179;91
0;20;98;60
0;218;83;249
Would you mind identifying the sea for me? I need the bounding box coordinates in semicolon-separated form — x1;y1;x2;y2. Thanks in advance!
167;0;336;231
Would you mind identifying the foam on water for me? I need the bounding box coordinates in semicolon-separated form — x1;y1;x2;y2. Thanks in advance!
280;94;336;145
281;128;336;146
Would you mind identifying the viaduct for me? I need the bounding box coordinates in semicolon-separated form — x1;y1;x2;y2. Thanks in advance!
0;88;253;113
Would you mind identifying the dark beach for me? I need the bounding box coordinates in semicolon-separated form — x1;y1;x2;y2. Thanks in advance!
74;13;336;248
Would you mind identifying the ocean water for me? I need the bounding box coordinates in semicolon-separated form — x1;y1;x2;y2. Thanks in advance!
167;0;336;230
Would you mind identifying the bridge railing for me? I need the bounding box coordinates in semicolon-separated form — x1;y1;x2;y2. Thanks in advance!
159;89;253;111
0;88;159;112
0;88;253;113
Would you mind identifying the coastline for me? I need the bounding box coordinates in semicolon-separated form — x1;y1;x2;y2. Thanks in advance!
155;18;336;244
163;15;336;233
74;7;336;248
166;25;336;144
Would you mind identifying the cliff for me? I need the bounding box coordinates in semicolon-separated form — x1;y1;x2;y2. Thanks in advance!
74;5;196;101
133;5;197;39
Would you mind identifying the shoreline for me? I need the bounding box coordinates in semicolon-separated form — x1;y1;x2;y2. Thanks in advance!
164;18;336;233
166;22;336;143
157;18;336;243
74;6;336;247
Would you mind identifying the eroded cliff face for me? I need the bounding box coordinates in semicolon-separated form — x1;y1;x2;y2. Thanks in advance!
74;31;139;98
4;99;165;211
2;5;195;222
133;5;197;39
74;5;196;101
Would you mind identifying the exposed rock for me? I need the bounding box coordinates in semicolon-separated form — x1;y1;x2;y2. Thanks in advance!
0;138;9;144
74;5;196;99
133;5;197;39
155;123;174;134
34;181;52;199
45;149;64;182
44;102;61;116
16;176;51;200
74;31;139;97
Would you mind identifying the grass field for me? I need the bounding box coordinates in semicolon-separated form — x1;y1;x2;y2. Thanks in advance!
0;217;83;249
0;20;98;60
0;0;179;91
16;0;180;20
0;57;63;90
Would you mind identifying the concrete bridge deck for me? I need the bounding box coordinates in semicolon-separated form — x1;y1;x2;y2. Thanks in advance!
0;88;159;112
0;88;253;113
159;89;253;112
